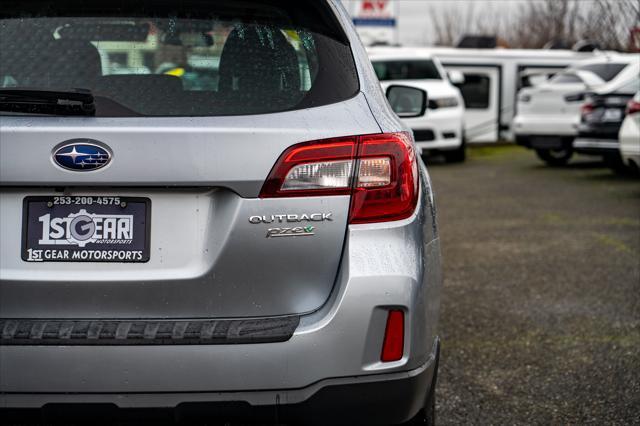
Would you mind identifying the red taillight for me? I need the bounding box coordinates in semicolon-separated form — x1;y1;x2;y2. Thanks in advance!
381;310;404;362
350;133;418;224
259;137;357;198
260;133;419;224
581;101;594;116
626;99;640;116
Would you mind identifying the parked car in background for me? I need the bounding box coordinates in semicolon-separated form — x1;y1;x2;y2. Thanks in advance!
0;1;442;424
617;92;640;175
514;54;638;166
368;47;467;162
574;62;640;172
424;47;597;143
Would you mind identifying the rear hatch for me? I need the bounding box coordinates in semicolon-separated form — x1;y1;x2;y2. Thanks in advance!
518;81;587;118
0;0;376;319
579;93;635;139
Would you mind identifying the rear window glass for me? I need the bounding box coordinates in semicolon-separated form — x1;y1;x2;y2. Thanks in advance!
372;60;442;81
0;1;359;117
576;63;627;82
551;73;582;84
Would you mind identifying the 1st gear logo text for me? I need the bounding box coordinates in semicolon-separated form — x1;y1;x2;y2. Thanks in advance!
38;209;134;247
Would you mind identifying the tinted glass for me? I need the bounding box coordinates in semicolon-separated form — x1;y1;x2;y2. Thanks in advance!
0;1;359;117
373;60;442;81
577;63;627;82
551;73;582;84
458;74;490;109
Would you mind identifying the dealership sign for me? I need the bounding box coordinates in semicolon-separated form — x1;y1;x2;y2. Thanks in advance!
347;0;397;45
351;0;396;27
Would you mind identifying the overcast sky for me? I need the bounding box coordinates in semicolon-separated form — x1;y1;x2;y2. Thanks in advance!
342;0;585;46
396;1;523;45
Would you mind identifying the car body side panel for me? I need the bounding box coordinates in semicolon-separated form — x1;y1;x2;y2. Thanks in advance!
619;108;640;167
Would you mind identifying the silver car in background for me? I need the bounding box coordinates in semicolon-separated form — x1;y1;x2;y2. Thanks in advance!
0;1;442;424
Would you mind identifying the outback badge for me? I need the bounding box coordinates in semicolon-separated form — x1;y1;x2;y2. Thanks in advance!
249;213;332;238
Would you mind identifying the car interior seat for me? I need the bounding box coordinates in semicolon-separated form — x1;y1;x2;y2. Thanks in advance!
218;25;301;112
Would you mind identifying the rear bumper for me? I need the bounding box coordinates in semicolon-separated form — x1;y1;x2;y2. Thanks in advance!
515;134;574;150
0;258;439;393
573;138;619;155
512;114;579;137
1;353;436;424
575;126;620;157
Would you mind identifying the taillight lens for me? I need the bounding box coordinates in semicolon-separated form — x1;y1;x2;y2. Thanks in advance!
259;138;356;198
626;99;640;116
281;160;353;191
581;101;594;116
356;157;391;188
260;132;419;224
350;133;418;224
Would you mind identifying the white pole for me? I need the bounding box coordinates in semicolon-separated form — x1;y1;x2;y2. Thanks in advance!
394;0;400;45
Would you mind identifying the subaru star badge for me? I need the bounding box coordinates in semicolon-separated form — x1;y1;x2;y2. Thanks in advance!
53;140;111;171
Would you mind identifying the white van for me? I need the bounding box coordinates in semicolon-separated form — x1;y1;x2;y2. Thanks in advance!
425;47;598;143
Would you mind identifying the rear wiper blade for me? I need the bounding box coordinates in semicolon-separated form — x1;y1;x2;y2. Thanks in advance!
0;88;96;116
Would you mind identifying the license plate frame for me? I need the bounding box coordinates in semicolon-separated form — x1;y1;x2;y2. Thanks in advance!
21;196;151;263
603;108;622;122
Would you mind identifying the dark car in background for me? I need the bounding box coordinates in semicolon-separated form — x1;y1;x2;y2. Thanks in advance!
514;54;639;166
574;72;640;172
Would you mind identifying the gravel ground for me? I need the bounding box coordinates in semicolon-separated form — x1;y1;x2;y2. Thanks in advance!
427;146;640;425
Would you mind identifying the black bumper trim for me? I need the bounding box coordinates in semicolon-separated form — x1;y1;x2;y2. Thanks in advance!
515;134;574;150
412;128;436;141
0;360;435;425
0;316;300;346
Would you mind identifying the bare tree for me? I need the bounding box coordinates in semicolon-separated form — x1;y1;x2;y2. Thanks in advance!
578;0;640;51
428;1;499;46
429;0;640;51
428;4;461;46
503;0;583;48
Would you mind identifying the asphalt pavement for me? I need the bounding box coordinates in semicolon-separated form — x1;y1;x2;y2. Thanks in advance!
427;146;640;425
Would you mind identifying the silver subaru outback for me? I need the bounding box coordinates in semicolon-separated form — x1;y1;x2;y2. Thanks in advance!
0;1;442;424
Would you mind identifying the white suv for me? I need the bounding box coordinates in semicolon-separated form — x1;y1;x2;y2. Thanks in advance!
369;47;467;162
514;54;638;166
619;91;640;174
